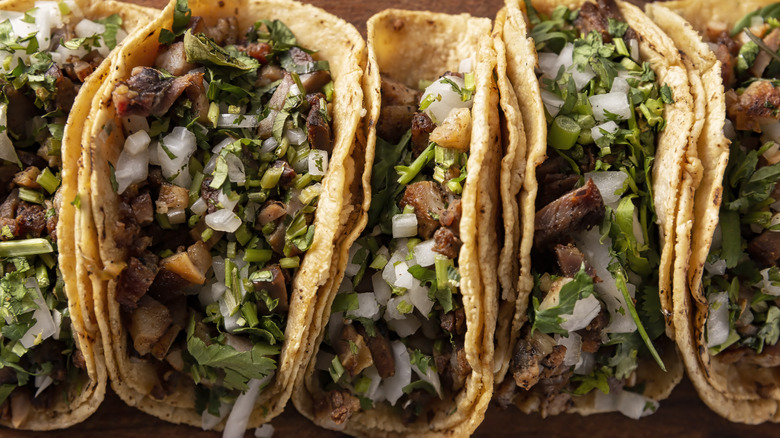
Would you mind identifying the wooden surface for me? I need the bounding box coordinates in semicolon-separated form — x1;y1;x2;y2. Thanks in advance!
5;0;780;436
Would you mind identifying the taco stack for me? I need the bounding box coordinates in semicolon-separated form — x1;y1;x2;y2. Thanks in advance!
0;0;152;430
648;0;780;424
493;0;688;418
292;9;500;437
82;0;365;432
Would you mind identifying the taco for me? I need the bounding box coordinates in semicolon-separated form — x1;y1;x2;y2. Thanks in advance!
83;0;365;433
648;0;780;424
493;0;687;418
0;0;153;430
292;9;500;437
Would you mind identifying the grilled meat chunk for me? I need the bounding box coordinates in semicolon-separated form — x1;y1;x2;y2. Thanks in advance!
534;179;605;250
399;181;446;240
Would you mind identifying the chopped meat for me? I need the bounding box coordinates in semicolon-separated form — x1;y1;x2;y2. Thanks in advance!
251;264;289;314
439;198;462;232
46;63;77;113
399;181;446;239
381;75;420;106
751;29;780;78
355;322;395;378
314;390;360;425
289;46;314;65
493;376;517;409
267;72;295;111
155;183;189;214
12;167;41;189
72;348;87;370
536;156;581;208
2;85;36;139
265;221;287;255
15;202;46;238
130;192;154;226
154;41;195;76
147;268;190;302
411;112;435;157
334;323;373;377
554;243;597;279
580;309;608;353
129;295;173;356
449;344;472;392
440;307;466;335
271;160;296;187
432;226;462;259
159;248;210;284
0;190;18;239
200;176;221;214
150;323;182;361
112;67;205;119
257;201;287;227
538;345;567;381
256;64;284;87
237;42;272;63
573;2;610;42
713;43;736;90
748;229;780;268
727;80;780;132
301;70;332;94
534;179;605;250
203;16;238;46
597;0;637;41
377;105;417;143
306;93;332;153
510;338;542;390
116;256;158;308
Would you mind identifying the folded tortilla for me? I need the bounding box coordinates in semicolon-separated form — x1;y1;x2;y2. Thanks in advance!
0;0;153;430
648;0;780;424
292;9;499;437
83;0;365;430
495;0;687;416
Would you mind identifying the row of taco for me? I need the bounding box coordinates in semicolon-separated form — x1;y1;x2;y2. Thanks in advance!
0;0;778;435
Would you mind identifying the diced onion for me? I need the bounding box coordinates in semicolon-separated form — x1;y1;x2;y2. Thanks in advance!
629;39;639;61
285;128;306;145
364;366;385;403
412;361;443;398
34;374;53;398
124;130;151;155
159;127;196;188
541;90;565;118
20;278;56;349
217;114;260;128
383;341;412;405
412;239;437;267
458;58;472;73
706;291;730;347
385;296;410;321
393;261;414;289
758;268;780;296
583;170;626;206
372;271;392;306
704;259;727;276
592;389;658;419
212;256;226;283
408;282;434;317
115;147;149;195
226;153;246;184
222;378;263;438
560;294;601;332
308;149;328;176
218;191;239;212
574;352;596;375
201;401;230;431
190;197;207;215
51;309;62;340
556;332;582;367
123;115;149;135
255;424;275;438
349;293;380;320
386;315;421;337
610;77;630;95
392;214;417;238
420;75;472;124
345;244;362;277
206;209;242;233
589;92;631;121
199;283;225;307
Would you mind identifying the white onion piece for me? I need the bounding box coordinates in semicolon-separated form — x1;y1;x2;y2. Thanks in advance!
51;309;62;340
385;296;411;321
538;52;562;78
349;293;380;320
254;424;275;438
345;244;362;277
115;147;149;195
383;341;412;405
218;114;259;128
706;291;730;347
372;271;392;306
393;261;413;289
34;375;53;398
412;361;443;398
285;127;306;145
0;104;20;165
556;332;582;367
408;282;434;317
212;256;226;283
412;239;437;267
218;191;239;212
308;149;328;176
560;294;601;332
541;90;564;118
364;366;385;403
222;378;263;438
206;209;242;233
327;311;344;345
122;115;150;135
574;228;636;333
392;214;418;238
159;127;196;188
610;77;630;95
590;92;631;121
148;141;160;166
420;75;472;124
199;283;226;307
201;401;231;431
220;298;241;333
190;197;207;215
571;65;596;90
20;278;56;348
630;39;639;61
618;390;658;419
584;170;626;206
574;352;596;375
225;153;246;184
124;130;150;154
260;137;278;155
386;315;421;337
704;259;727;276
751;15;765;28
758;268;780;296
338;276;353;293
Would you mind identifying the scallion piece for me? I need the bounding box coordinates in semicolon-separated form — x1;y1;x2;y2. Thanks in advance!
201;228;213;242
235;224;252;246
280;256;300;269
259;166;283;189
189;171;205;206
244;248;272;263
241;301;259;327
0;238;53;257
248;191;267;203
548;115;581;150
18;187;44;205
36;168;60;194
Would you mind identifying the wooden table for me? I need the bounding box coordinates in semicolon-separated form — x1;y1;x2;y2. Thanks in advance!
5;0;780;436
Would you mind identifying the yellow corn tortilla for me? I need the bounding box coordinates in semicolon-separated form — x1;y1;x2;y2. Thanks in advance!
0;0;155;430
650;0;780;424
497;0;687;413
83;0;366;430
292;8;500;437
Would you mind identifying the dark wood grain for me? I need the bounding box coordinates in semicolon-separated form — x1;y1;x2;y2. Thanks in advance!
4;0;779;436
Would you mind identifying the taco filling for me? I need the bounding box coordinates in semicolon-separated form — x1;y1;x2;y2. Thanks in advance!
105;3;333;427
696;4;780;367
0;1;130;426
503;0;672;418
311;68;473;425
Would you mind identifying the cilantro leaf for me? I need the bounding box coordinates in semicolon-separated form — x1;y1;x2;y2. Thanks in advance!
531;266;594;335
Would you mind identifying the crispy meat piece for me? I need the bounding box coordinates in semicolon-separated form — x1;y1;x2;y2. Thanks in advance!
440;307;466;335
748;229;780;268
12;167;41;189
257;201;287;227
252;264;289;314
334;323;373;377
306;93;332;153
129;295;173;357
271;160;297;188
399;181;446;240
432;226;462;259
713;44;736;89
154;42;195;76
510;338;542;390
203;16;238;46
46;63;77;113
112;67;205;119
237;42;272;63
355;322;395;378
301;70;332;94
256;64;284;87
598;0;636;41
439;198;461;233
147;269;190;303
573;2;610;42
534;179;605;250
411;112;435;157
727;80;780;132
0;190;19;240
580;309;608;353
116;256;158;308
381;74;420;106
130;191;154;226
315;390;360;425
377;105;417;144
536;156;581;208
449;344;473;392
15;202;46;238
554;243;597;279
